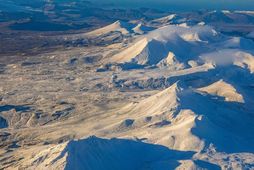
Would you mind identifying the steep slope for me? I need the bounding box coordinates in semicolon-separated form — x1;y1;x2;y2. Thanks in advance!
152;14;177;24
110;25;218;67
200;49;254;73
150;14;184;26
156;52;185;69
108;21;254;73
118;81;254;152
203;11;234;23
221;37;254;50
197;79;244;103
24;136;195;170
85;20;135;37
84;20;155;37
132;23;154;35
24;81;254;169
109;38;149;64
122;82;180;117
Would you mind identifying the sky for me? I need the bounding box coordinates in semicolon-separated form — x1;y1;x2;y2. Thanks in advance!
1;0;254;12
93;0;254;11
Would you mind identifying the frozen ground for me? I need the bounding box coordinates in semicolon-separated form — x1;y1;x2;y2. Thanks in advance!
1;10;254;170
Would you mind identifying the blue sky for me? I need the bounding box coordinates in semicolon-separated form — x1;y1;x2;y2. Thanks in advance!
93;0;254;11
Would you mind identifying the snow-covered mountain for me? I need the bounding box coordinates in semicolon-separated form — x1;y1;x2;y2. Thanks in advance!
108;23;254;72
2;10;254;170
85;20;154;37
